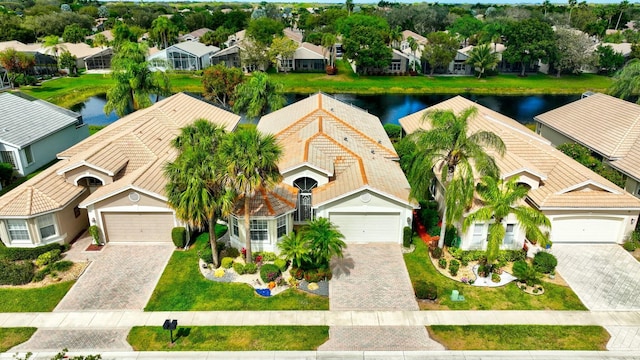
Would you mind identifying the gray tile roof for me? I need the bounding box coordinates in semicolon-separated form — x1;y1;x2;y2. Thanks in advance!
170;41;219;57
0;92;81;149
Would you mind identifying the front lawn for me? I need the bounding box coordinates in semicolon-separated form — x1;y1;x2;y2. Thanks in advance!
145;227;329;311
0;281;75;312
128;326;329;351
404;239;586;310
428;325;609;350
0;328;37;352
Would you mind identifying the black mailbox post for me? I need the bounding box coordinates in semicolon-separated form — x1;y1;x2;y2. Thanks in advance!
163;319;178;344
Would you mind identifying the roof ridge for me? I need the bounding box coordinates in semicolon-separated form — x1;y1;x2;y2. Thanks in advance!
319;133;368;185
270;187;297;208
260;188;275;216
611;111;640;157
320;109;396;157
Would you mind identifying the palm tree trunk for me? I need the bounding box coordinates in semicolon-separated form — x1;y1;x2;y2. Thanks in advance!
615;12;623;30
209;215;220;268
438;205;447;248
244;195;252;263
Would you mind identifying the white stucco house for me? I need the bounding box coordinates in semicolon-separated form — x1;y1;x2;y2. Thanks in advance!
148;41;220;71
0;92;88;177
0;93;240;247
227;93;417;253
400;96;640;251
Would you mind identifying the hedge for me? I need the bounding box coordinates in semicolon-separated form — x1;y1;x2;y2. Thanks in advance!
0;242;67;261
0;260;35;285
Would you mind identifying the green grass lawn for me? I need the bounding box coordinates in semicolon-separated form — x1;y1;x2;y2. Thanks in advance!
0;281;75;312
144;227;329;311
428;325;609;350
128;326;329;351
404;239;586;310
0;328;37;352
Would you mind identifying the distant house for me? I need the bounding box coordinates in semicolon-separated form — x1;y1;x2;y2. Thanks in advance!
449;43;506;75
210;44;243;69
535;93;640;199
0;93;240;248
0;92;88;177
0;68;8;89
400;30;427;59
277;42;327;73
57;42;113;71
0;41;57;76
148;41;219;71
389;49;411;74
180;28;213;42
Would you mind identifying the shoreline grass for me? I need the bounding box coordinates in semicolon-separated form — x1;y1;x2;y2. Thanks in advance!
0;281;75;312
128;326;329;351
428;325;609;350
0;328;37;352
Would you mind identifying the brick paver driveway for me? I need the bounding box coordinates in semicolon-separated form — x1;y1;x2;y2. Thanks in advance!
553;244;640;311
55;243;174;311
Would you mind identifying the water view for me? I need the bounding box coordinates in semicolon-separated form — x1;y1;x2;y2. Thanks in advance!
72;93;581;127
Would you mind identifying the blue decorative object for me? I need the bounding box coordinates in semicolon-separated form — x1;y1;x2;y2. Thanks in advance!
256;288;271;297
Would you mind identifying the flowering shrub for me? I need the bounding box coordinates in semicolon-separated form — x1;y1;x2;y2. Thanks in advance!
214;268;225;278
255;255;263;264
241;247;247;257
260;264;281;283
460;277;468;284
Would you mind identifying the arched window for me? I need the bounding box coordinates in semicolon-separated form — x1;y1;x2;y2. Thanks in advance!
293;177;318;222
76;176;104;193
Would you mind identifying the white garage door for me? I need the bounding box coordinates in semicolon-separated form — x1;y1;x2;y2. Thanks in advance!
551;216;623;243
102;212;175;242
329;213;400;243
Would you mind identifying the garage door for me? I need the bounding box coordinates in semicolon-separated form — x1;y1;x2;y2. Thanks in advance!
551;216;623;243
102;212;175;242
329;213;400;243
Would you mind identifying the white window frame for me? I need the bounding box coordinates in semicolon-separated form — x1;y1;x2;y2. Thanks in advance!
24;145;34;165
231;216;239;237
0;150;17;169
250;219;268;242
276;215;287;238
37;214;57;240
471;223;485;248
6;219;30;243
389;60;401;71
503;223;515;246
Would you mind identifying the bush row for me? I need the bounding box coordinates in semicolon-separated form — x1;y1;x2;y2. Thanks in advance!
0;260;35;285
0;242;68;261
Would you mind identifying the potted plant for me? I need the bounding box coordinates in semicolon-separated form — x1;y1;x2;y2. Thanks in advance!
88;225;101;245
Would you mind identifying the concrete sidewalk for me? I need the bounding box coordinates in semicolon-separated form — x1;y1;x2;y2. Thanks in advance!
2;310;640;329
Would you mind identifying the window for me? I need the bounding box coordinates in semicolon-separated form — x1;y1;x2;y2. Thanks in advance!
250;219;268;241
282;59;292;68
277;216;287;238
0;151;17;169
86;177;103;186
7;220;29;242
294;177;318;222
471;223;485;248
37;214;57;240
454;63;465;71
231;216;239;237
389;60;401;71
504;224;515;246
24;145;33;165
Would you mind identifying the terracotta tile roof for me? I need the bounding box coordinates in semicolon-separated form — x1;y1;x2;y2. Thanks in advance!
0;93;240;217
399;95;640;210
258;93;413;207
231;184;297;217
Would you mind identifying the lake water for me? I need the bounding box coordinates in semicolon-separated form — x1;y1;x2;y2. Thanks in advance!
72;93;581;126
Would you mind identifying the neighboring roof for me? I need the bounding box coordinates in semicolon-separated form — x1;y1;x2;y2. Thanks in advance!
231;184;297;217
599;42;632;56
211;44;241;58
399;96;640;210
0;93;81;149
402;30;427;44
294;42;326;60
283;28;303;43
258;93;413;208
86;30;115;42
0;40;41;52
534;92;640;181
59;42;109;60
459;43;505;56
169;41;220;57
0;93;240;217
180;28;212;41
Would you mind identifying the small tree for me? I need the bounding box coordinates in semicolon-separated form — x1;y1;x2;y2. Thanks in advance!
59;50;77;76
0;162;13;186
301;217;347;268
202;64;244;108
278;231;311;268
268;36;298;73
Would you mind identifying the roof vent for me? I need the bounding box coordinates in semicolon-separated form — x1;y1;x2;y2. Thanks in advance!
371;149;375;154
343;137;348;141
378;140;382;144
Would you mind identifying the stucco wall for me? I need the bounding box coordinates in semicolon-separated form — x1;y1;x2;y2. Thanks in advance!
20;124;89;176
535;123;575;148
62;166;115;185
282;166;330;188
229;212;294;254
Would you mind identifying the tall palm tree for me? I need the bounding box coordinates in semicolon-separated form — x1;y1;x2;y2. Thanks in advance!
609;59;640;104
388;26;403;49
407;36;419;71
92;33;109;49
406;106;506;248
43;35;66;65
150;16;178;50
466;43;499;79
567;0;577;25
164;120;234;268
322;33;337;69
463;176;551;264
220;127;282;263
615;0;629;30
232;72;286;120
301;217;347;268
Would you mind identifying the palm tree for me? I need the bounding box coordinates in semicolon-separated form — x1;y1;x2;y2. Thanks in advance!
463;176;551;264
466;43;499;79
43;35;66;65
301;217;347;268
346;0;354;16
278;231;311;269
150;16;178;50
322;33;337;69
407;36;419;72
609;59;640;104
220;127;282;263
567;0;577;25
92;33;109;49
232;72;286;120
388;26;403;49
406;106;506;248
615;0;629;31
164;120;233;268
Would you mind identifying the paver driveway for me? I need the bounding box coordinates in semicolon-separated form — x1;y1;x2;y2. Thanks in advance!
55;243;174;311
553;244;640;311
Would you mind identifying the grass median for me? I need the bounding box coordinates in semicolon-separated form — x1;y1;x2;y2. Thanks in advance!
0;328;37;352
128;326;329;351
0;281;75;312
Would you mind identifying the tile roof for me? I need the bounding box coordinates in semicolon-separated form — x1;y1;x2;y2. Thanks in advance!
231;184;297;217
0;93;240;217
258;93;413;207
402;30;427;44
296;42;327;59
399;96;640;210
170;41;219;57
180;28;213;40
534;93;640;181
0;93;81;148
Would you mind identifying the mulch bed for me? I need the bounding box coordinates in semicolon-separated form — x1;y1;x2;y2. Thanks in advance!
85;244;104;251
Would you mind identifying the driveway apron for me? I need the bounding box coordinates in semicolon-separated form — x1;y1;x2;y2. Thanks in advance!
320;243;444;351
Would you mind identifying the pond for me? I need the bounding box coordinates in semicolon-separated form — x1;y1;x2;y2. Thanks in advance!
72;93;581;127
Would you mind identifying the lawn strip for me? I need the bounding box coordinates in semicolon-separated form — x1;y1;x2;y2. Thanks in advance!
0;281;75;312
404;239;586;310
0;328;37;352
145;226;328;311
428;325;609;350
128;326;329;351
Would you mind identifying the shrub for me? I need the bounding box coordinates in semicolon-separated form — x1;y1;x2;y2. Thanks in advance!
418;200;440;229
199;247;213;264
50;260;73;272
260;263;281;283
291;267;304;280
244;262;258;274
431;246;443;259
623;241;637;251
449;259;460;276
171;227;186;248
304;268;323;282
0;242;67;261
513;260;541;286
383;123;402;140
533;252;558;274
403;226;413;248
35;249;61;267
491;273;501;283
438;258;447;269
220;247;240;259
444;226;459;247
274;258;287;272
88;225;101;245
414;280;437;300
0;260;35;285
233;262;245;275
254;251;277;261
448;247;463;259
427;225;441;237
221;257;234;269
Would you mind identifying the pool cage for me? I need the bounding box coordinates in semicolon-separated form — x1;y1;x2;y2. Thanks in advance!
167;48;202;71
85;48;113;71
